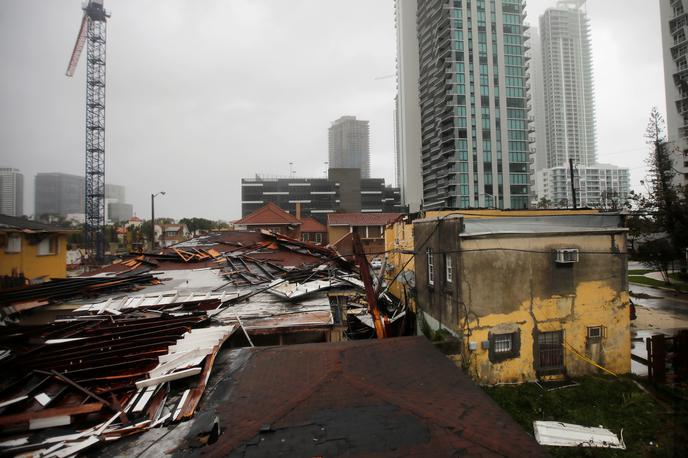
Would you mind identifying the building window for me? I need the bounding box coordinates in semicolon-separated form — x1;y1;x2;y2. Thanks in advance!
427;248;435;285
445;254;453;283
488;329;521;362
37;236;58;256
587;326;604;342
315;233;323;243
5;234;21;253
494;334;513;353
301;233;309;242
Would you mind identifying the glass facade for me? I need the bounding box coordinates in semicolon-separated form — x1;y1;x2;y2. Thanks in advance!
417;0;532;209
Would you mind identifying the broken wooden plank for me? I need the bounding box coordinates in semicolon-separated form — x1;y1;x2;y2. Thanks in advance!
135;368;202;389
0;403;103;427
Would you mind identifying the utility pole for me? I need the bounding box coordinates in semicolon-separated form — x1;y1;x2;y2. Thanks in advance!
150;191;165;250
569;158;578;209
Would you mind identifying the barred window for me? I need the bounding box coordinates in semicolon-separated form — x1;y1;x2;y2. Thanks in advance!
494;334;513;353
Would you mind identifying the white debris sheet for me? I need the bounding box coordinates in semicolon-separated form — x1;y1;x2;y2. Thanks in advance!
533;421;626;449
73;290;240;313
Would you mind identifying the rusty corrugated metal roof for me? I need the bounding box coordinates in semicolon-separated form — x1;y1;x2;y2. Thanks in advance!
178;337;546;457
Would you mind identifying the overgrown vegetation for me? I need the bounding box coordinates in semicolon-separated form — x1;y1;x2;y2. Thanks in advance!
627;108;688;281
484;376;685;457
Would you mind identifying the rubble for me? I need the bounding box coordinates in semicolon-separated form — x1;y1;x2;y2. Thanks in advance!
0;228;407;455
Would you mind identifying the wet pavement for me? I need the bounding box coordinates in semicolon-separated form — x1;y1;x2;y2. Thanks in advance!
629;284;688;376
629;284;688;317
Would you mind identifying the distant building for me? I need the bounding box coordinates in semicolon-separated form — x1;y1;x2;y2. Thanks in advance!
536;164;630;209
35;173;132;222
660;0;688;186
299;217;328;245
413;213;631;384
35;173;83;220
540;1;596;169
328;212;402;256
0;168;24;217
0;214;73;280
234;202;303;239
107;203;133;223
535;1;630;204
154;223;190;248
328;116;370;178
241;169;403;224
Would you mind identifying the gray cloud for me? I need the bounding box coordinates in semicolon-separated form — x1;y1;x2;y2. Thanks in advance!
0;0;664;220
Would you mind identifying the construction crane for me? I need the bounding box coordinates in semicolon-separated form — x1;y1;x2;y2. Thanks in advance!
66;0;110;264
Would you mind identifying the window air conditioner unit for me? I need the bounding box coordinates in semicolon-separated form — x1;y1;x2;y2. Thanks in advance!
555;248;579;264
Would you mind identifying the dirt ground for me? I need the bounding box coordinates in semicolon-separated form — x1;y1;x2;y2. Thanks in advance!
632;304;688;332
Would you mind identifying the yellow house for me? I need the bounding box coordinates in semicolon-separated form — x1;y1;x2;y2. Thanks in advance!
411;213;631;385
0;215;73;280
384;209;603;315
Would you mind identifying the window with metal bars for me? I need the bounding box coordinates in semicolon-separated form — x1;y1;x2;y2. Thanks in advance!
488;329;520;362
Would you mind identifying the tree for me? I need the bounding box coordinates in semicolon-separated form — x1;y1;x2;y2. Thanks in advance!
536;197;553;209
627;108;688;281
179;217;215;234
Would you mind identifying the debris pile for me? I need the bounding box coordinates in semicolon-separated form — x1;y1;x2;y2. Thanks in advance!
0;228;410;455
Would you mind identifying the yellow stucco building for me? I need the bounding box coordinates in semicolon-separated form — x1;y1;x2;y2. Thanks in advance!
387;210;630;385
0;215;72;280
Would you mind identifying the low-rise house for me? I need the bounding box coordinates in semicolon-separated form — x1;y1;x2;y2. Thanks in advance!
234;202;302;239
155;223;190;248
299;216;328;244
0;214;73;280
412;214;631;384
328;212;402;256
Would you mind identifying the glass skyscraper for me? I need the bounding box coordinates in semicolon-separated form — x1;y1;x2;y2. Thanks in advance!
406;0;533;210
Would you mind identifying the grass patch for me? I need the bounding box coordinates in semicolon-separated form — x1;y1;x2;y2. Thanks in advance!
628;275;688;292
628;269;653;275
483;376;685;457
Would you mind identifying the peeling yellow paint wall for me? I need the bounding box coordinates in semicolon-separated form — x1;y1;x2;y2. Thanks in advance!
0;234;68;279
457;234;630;385
384;220;416;311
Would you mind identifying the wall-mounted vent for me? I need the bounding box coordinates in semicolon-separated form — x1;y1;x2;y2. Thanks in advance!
555;248;579;264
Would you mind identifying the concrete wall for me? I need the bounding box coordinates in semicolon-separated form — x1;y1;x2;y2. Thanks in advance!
413;218;630;384
328;168;361;213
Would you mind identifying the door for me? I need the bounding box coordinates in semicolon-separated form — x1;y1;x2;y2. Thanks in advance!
537;331;564;375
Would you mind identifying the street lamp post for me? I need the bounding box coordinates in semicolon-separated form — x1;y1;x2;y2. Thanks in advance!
151;191;166;250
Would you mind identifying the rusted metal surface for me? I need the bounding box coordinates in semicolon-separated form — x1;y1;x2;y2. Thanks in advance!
168;337;546;457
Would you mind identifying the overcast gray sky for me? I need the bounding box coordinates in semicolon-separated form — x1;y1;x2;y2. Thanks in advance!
0;0;665;220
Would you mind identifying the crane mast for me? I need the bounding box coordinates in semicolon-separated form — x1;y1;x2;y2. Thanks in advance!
66;0;109;264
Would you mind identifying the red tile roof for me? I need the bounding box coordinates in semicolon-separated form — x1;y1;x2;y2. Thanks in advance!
235;202;300;226
193;337;545;456
299;216;327;233
328;212;402;227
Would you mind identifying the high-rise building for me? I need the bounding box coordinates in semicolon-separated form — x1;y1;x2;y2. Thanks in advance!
540;0;595;169
527;27;547;173
395;0;423;212
534;1;629;207
328;116;371;178
35;172;131;222
536;164;630;208
0;168;24;217
398;0;534;210
660;0;688;186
